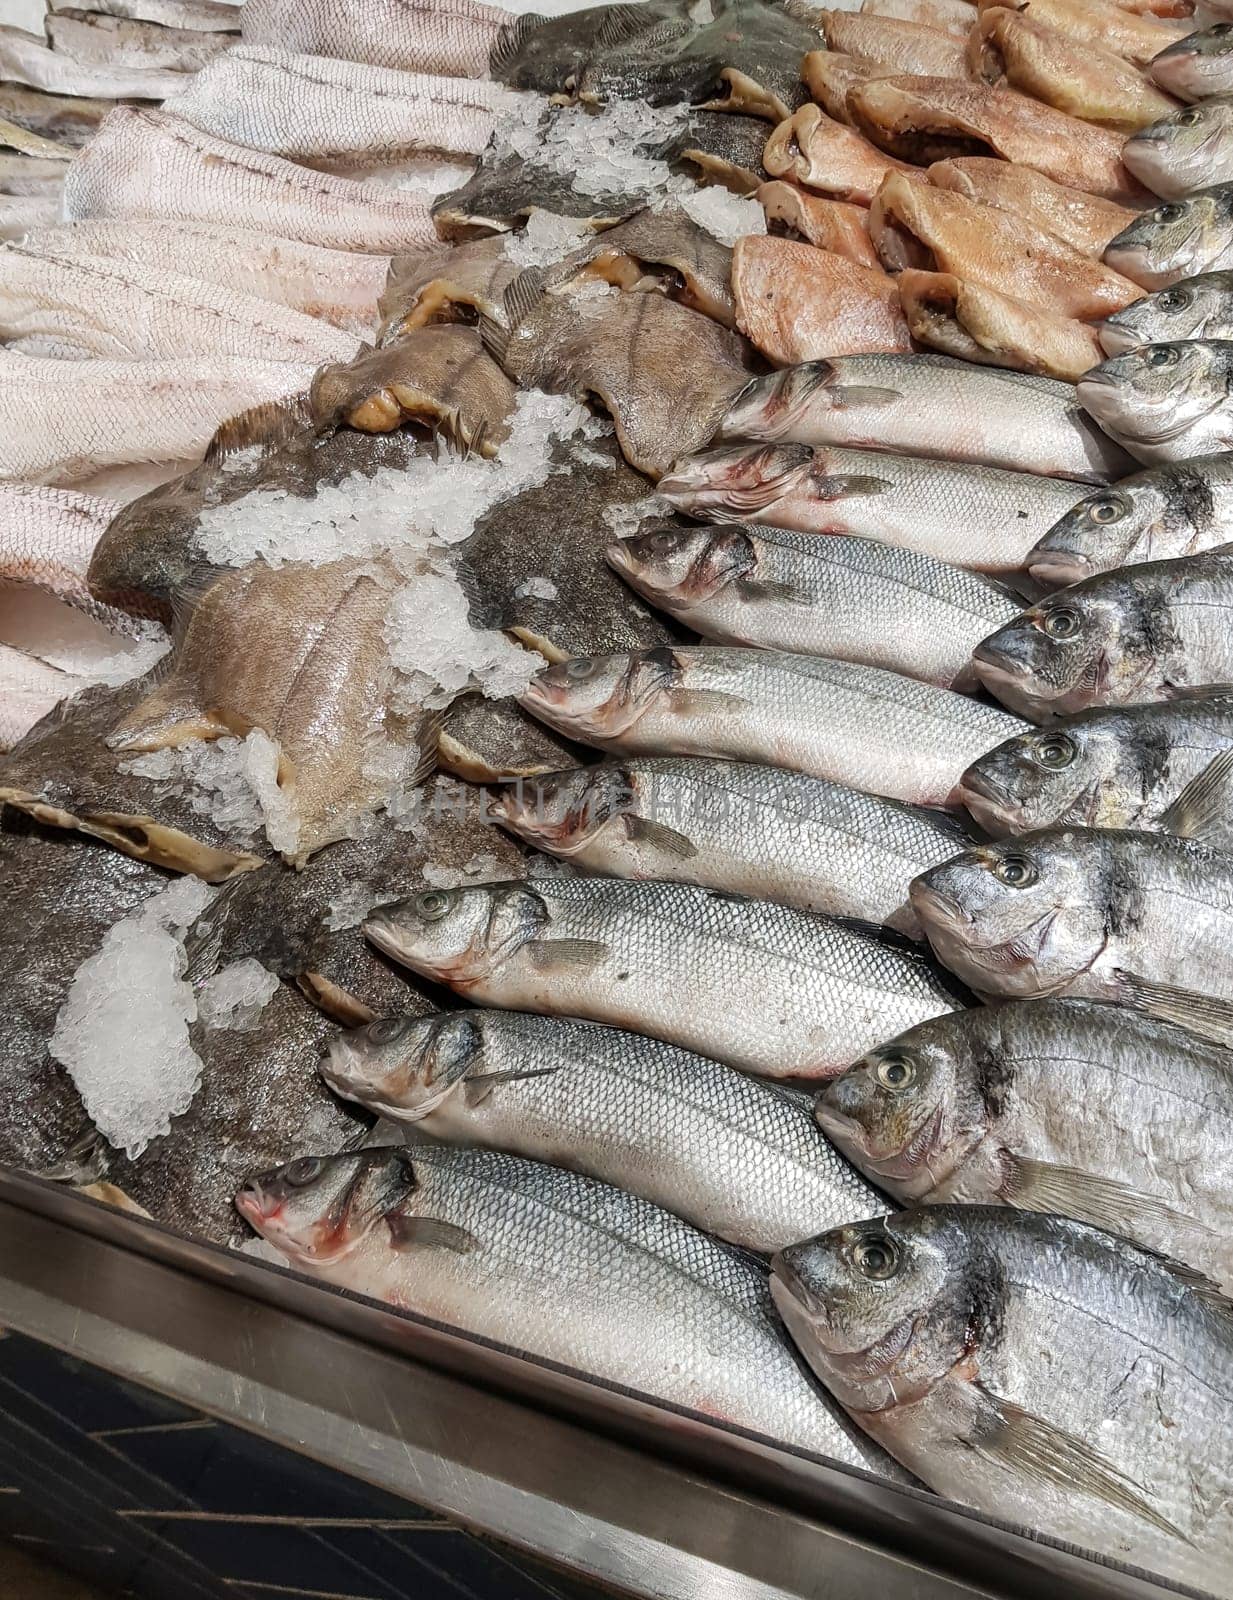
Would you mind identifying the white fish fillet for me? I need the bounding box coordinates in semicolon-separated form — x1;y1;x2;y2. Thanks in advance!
0;641;78;751
20;220;388;336
45;11;231;72
240;0;508;77
63;107;438;255
47;0;242;31
0;24;193;101
0;196;61;241
168;46;506;160
0;155;65;195
0;240;364;362
0;352;316;484
0;483;118;615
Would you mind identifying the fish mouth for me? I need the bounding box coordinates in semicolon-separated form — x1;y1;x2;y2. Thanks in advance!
235;1180;278;1229
970;643;1032;696
908;878;970;936
1096;319;1142;357
956;767;1021;832
363;912;415;966
770;1254;827;1321
1027;546;1094;587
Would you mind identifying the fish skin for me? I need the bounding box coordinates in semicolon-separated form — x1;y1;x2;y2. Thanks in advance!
1028;454;1233;584
438;693;583;785
0;155;67;195
847;75;1146;203
973;550;1233;717
800;52;883;126
241;0;507;76
516;646;1025;807
658;440;1084;573
871;172;1143;320
817;998;1233;1290
0;483;127;626
731;235;911;365
1077;339;1233;462
0;118;74;161
364;874;960;1080
63;107;438;256
606;520;1022;689
976;0;1191;68
0;84;118;150
45;10;230;72
0;353;315;487
958;695;1233;839
1101;270;1233;352
324;1007;888;1252
0;643;79;752
168;46;504;164
755;181;880;267
20;221;388;338
0;241;362;364
494;756;975;936
763;104;919;205
0;24;193;100
1151;21;1233;101
858;0;976;37
816;11;969;74
47;0;242;32
237;1144;907;1477
676;110;771;193
380;234;516;338
0;195;61;241
1105;186;1233;290
719;354;1132;483
927;158;1138;258
771;1206;1233;1595
1123;98;1233;199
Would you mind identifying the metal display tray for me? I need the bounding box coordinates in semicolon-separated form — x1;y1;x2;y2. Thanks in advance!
0;1165;1206;1600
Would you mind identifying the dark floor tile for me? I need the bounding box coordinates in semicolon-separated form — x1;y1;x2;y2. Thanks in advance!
0;1335;199;1435
135;1519;399;1596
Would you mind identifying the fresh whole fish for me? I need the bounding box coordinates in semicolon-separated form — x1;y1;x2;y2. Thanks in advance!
236;1144;906;1475
241;0;507;77
896;268;1105;383
322;1008;887;1252
380;234;516;338
0;23;192;101
763;104;919;206
1077;340;1233;462
493;756;976;936
972;551;1233;716
1027;454;1233;583
1101;270;1233;351
816;998;1233;1289
363;874;960;1080
658;442;1084;574
730;235;911;365
755;182;881;266
1150;21;1233;101
63;108;438;256
770;1206;1233;1594
976;0;1191;68
47;0;242;31
1123;98;1233;199
45;10;230;73
438;694;581;786
927;157;1138;257
1105;186;1233;290
607;520;1023;688
517;647;1025;807
720;355;1133;483
814;10;969;75
958;695;1233;840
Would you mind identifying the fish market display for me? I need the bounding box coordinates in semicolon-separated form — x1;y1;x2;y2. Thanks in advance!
927;157;1138;256
1101;270;1233;349
45;9;230;73
763;103;917;205
1124;98;1233;198
0;22;193;99
1105;186;1233;288
1151;21;1233;101
241;0;507;77
1078;340;1233;460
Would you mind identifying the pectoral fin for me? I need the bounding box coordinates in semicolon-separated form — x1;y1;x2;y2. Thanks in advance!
809;472;891;501
623;814;698;859
525;938;609;972
666;688;749;714
735;576;810;605
832;385;902;410
1003;1155;1213;1242
1118;972;1233;1049
386;1215;477;1254
463;1066;560;1107
1157;749;1233;842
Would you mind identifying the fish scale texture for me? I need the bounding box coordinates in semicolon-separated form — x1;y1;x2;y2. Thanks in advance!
240;0;508;76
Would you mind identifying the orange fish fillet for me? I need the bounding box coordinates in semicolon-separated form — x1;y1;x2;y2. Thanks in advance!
927;157;1139;255
898;267;1105;379
801;52;881;125
756;181;882;267
733;235;912;364
861;0;977;38
763;104;920;206
816;10;971;74
975;0;1190;67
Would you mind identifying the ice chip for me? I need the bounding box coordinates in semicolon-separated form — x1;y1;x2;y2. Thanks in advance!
196;958;280;1032
513;576;558;601
677;186;767;248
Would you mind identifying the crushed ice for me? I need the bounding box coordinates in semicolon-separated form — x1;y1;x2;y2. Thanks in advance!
325;882;390;931
493;94;692;203
384;568;538;709
119;729;294;857
502;209;591;270
676;185;767;247
421;851;507;889
196;958;280;1032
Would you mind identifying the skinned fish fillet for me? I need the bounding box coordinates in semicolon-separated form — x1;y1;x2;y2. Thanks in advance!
45;11;231;72
0;118;74;161
869;171;1143;317
733;235;911;363
168;46;505;163
63;108;438;255
927;158;1139;256
47;0;242;30
764;104;919;205
0;25;191;101
800;52;882;125
0;242;362;363
978;0;1190;67
0;354;316;485
848;75;1147;201
239;0;507;77
756;181;881;266
20;221;388;337
0;484;119;620
817;10;970;74
859;0;976;36
0;197;61;241
897;267;1104;379
0;156;66;196
0;642;77;752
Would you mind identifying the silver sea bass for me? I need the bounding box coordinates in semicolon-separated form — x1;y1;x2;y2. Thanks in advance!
364;876;960;1080
322;1008;884;1253
1078;341;1233;463
771;1207;1233;1596
236;1145;908;1475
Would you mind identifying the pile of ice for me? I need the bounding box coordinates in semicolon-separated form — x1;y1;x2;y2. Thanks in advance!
119;729;294;855
196;958;280;1032
676;185;767;247
502;209;591;270
513;576;558;601
384;566;539;710
325;882;390;931
493;94;692;204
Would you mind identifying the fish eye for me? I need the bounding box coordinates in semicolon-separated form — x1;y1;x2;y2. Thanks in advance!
1177;108;1203;127
1041;607;1081;640
564;658;597;681
1211;21;1233;33
1033;733;1076;769
366;1017;408;1045
993;852;1037;888
1146;344;1181;367
283;1157;326;1187
415;890;455;920
1154;204;1185;223
1086;495;1126;525
851;1232;902;1281
1156;286;1192;310
874;1052;916;1091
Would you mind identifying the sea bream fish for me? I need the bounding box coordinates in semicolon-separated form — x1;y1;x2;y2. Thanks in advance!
658;442;1084;574
720;355;1133;482
240;0;507;76
363;875;960;1080
1027;454;1233;584
1077;340;1233;462
1123;98;1233;199
1105;186;1233;289
972;551;1233;716
517;647;1026;808
0;23;193;101
926;157;1138;257
1150;21;1233;101
45;9;230;72
63;108;438;255
236;1144;908;1477
771;1207;1233;1595
607;521;1022;689
1101;271;1233;351
494;757;975;936
322;1009;886;1253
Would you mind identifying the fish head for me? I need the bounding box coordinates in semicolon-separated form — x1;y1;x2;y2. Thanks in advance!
1122;102;1233;206
519;647;686;741
1104;192;1233;289
972;588;1123;716
320;1013;484;1120
494;763;635;853
1150;23;1233;102
771;1211;969;1414
1080;341;1233;450
607;521;758;607
1102;272;1233;355
657;443;813;518
959;721;1124;833
364;881;549;987
908;830;1109;1000
717;364;837;442
235;1148;416;1267
1027;481;1167;585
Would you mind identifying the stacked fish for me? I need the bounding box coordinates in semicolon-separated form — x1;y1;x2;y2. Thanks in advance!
4;0;1233;1593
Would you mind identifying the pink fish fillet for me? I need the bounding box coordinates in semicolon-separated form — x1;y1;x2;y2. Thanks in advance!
733;235;912;363
239;0;508;77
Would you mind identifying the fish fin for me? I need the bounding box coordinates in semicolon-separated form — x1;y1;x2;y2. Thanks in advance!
1118;972;1233;1048
734;575;809;605
477;311;510;368
831;385;903;410
808;472;892;501
1157;749;1233;841
411;710;445;787
386;1214;477;1255
463;1066;560;1107
525;937;609;972
504;266;547;332
594;2;669;46
976;1391;1189;1542
1002;1155;1213;1242
666;688;749;714
1158;682;1233;703
623;814;698;859
205;394;314;463
488;11;541;75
